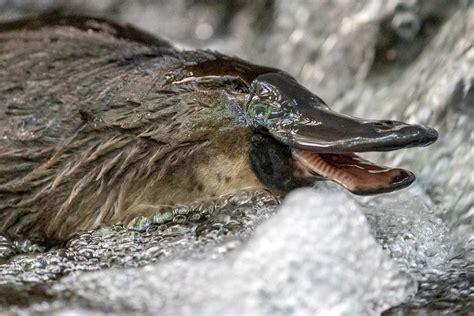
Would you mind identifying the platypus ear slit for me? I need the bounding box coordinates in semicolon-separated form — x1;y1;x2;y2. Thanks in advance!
234;78;250;93
79;110;94;123
217;76;250;94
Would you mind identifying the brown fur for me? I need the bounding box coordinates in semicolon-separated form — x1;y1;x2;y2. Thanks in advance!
0;17;266;241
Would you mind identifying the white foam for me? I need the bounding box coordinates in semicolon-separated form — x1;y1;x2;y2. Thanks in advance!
46;189;416;315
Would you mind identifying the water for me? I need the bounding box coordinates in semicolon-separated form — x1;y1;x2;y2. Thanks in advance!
0;186;472;314
0;191;279;285
0;0;473;314
359;193;474;314
1;189;418;315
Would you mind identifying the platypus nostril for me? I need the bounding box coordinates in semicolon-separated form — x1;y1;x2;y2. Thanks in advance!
372;120;397;131
403;125;439;145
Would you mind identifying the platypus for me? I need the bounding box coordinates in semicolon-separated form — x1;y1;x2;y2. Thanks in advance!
0;16;438;242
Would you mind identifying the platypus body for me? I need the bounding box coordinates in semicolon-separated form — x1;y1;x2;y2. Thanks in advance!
0;16;438;242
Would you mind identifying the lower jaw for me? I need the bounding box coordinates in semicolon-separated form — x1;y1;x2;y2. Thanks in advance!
291;149;415;195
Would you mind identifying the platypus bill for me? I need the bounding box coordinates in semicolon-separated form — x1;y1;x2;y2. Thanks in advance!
0;16;438;241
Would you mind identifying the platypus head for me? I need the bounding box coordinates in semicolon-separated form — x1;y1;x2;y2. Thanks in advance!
186;55;438;195
242;71;437;195
0;18;439;241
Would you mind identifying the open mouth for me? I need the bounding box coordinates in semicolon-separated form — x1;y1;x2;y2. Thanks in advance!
244;72;438;195
268;109;438;195
291;149;415;195
273;117;437;195
182;60;438;196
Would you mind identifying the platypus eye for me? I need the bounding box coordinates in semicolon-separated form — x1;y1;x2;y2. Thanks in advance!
245;79;298;129
246;86;282;126
248;101;284;123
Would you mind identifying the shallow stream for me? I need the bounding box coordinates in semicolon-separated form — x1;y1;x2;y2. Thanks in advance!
0;0;473;314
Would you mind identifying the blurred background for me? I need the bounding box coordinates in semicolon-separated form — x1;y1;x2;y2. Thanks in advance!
0;0;472;314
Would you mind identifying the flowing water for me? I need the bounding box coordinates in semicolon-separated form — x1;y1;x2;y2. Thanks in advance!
0;186;471;314
0;0;473;315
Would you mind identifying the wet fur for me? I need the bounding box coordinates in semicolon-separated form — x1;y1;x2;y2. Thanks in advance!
0;17;265;241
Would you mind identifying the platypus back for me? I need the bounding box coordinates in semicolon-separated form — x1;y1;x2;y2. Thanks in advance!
0;16;438;242
0;16;269;241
